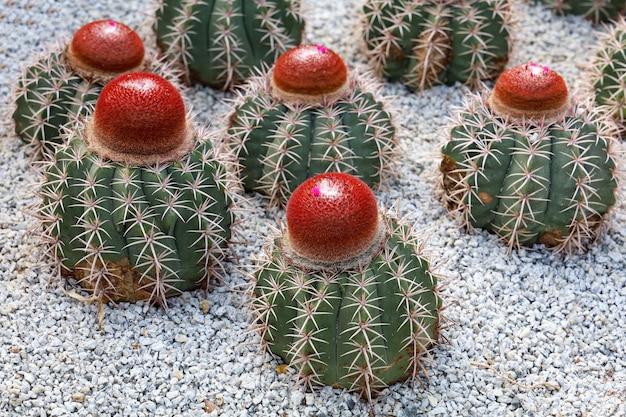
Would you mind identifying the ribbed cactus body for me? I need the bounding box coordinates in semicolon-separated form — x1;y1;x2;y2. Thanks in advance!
254;215;441;397
592;17;626;132
12;51;101;157
155;0;305;89
226;73;396;205
363;0;512;91
534;0;625;23
38;126;235;305
441;93;618;252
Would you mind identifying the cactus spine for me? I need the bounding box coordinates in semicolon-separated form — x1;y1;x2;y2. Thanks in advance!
533;0;625;24
591;16;626;134
253;173;442;400
154;0;305;90
362;0;513;91
12;20;176;158
440;63;619;253
37;72;237;310
225;45;396;206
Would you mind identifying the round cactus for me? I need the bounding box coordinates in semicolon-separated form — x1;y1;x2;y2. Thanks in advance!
440;62;619;253
533;0;625;24
154;0;305;90
253;172;442;399
37;72;237;309
591;16;626;134
225;44;397;207
12;19;179;158
362;0;513;91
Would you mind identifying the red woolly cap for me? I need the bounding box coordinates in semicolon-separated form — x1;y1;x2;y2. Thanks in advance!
67;20;145;77
87;72;193;164
488;62;570;122
284;172;385;269
271;45;349;104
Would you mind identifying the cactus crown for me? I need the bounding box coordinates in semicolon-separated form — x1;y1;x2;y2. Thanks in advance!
271;45;350;105
85;72;194;165
282;172;386;270
66;20;145;81
488;62;570;123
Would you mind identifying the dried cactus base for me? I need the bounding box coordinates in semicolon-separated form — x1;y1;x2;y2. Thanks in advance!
67;257;203;304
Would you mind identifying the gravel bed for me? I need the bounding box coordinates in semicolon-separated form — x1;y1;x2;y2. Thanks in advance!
0;1;624;416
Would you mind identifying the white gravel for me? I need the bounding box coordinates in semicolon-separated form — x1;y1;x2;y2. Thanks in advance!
1;1;625;416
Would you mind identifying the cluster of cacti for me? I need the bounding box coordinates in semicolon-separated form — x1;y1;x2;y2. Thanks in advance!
252;172;442;399
362;0;513;91
440;62;619;253
533;0;625;23
591;16;626;134
14;0;625;406
37;72;237;310
12;19;179;158
225;44;396;206
154;0;305;90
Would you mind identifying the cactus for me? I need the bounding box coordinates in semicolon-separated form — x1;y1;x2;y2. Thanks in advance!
252;172;443;400
154;0;305;90
362;0;513;91
440;62;619;253
12;19;178;158
225;44;396;207
533;0;625;24
36;72;238;312
591;16;626;134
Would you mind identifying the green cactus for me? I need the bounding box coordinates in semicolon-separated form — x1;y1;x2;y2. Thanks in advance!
533;0;625;24
12;20;177;158
154;0;305;90
225;45;396;207
591;16;626;133
36;72;238;312
440;63;619;253
252;172;442;399
362;0;512;91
